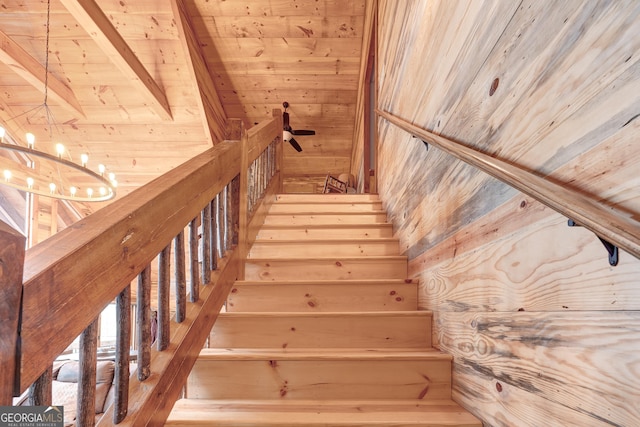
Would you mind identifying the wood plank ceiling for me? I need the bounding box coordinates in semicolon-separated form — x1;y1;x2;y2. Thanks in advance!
0;0;365;238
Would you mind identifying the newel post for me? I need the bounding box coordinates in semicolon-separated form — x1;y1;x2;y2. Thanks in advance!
273;109;284;193
237;120;249;280
0;220;26;403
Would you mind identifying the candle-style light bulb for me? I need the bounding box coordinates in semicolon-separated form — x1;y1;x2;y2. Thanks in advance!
3;170;11;182
70;186;77;197
26;177;34;189
0;126;5;142
108;172;116;181
81;153;88;167
49;183;56;194
87;188;93;198
26;133;35;149
111;180;118;188
56;143;65;158
99;187;107;196
98;164;106;176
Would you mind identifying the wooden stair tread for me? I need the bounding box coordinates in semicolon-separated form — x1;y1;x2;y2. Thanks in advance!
166;399;481;426
275;194;381;202
227;279;418;312
198;348;452;361
268;204;384;213
248;238;401;258
247;255;407;261
216;311;431;318
256;224;394;240
259;223;393;229
233;279;416;286
251;237;399;244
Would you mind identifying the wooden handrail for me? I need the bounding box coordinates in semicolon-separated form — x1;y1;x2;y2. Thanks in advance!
9;113;282;425
377;109;640;261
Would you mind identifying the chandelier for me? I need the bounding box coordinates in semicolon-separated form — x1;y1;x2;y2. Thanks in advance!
0;0;116;202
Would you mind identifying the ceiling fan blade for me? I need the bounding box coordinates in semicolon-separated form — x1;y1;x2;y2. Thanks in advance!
292;129;315;136
288;137;303;152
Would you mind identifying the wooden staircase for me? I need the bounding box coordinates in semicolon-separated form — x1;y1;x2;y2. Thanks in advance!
166;194;481;426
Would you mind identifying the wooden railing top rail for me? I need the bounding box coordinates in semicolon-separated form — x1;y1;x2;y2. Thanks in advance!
18;115;281;392
377;109;640;261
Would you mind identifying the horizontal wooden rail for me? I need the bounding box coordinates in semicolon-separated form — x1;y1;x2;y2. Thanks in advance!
377;109;640;261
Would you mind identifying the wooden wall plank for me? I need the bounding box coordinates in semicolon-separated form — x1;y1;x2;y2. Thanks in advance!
207;37;360;59
376;1;640;426
190;0;366;17
60;0;173;121
194;16;364;39
437;311;640;427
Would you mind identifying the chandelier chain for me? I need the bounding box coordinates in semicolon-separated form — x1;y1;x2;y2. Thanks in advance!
43;0;51;107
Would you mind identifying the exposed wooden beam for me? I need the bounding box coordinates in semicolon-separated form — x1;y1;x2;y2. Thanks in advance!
59;0;173;121
171;0;227;145
0;30;84;118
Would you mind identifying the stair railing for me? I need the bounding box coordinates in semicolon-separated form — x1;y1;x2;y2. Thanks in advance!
0;110;283;426
376;109;640;262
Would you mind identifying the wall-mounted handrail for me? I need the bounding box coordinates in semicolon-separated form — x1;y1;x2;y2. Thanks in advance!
376;109;640;261
3;112;282;425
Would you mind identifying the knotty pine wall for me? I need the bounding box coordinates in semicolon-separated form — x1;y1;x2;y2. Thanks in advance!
376;1;640;426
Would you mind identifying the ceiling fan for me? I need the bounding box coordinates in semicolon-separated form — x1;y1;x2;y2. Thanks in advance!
282;101;315;152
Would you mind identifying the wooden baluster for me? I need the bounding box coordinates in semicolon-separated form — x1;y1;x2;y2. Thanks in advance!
201;204;212;285
211;198;218;270
266;144;272;183
223;183;231;253
114;285;131;423
263;149;267;192
232;174;240;245
28;367;52;406
270;142;275;179
0;221;25;404
77;317;98;426
157;244;171;351
137;265;151;381
260;150;265;195
259;153;263;198
174;231;186;323
247;161;254;214
189;217;200;302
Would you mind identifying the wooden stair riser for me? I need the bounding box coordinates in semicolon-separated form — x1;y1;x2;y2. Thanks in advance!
275;194;380;203
227;281;418;312
248;239;400;258
268;202;384;214
263;213;388;226
209;312;432;349
187;357;452;400
256;225;394;240
244;257;408;281
166;399;482;427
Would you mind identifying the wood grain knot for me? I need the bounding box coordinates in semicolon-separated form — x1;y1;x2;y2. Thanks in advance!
489;78;499;96
496;382;503;392
335;261;342;266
